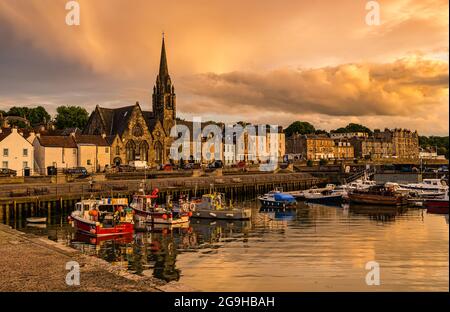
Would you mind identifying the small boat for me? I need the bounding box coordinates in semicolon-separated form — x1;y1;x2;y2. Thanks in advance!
258;188;297;209
287;184;336;200
26;217;47;223
425;191;449;214
131;188;191;225
304;189;343;205
70;198;134;237
348;185;408;206
190;193;251;220
400;178;448;193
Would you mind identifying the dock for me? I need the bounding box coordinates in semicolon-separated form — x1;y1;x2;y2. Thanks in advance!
0;172;324;224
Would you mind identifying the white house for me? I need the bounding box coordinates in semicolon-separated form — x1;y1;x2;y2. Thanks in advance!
0;127;34;176
33;134;78;174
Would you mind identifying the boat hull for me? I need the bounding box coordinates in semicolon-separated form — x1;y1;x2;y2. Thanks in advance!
425;200;449;214
191;208;252;220
348;193;408;206
305;195;343;205
258;199;297;209
133;207;190;224
72;216;134;237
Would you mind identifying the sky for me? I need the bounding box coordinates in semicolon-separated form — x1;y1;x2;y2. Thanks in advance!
0;0;448;135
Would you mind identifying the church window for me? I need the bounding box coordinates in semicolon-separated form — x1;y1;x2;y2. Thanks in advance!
132;125;143;137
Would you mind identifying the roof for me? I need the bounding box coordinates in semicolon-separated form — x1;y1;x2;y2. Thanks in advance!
37;135;77;148
74;135;109;146
0;128;12;142
95;104;155;137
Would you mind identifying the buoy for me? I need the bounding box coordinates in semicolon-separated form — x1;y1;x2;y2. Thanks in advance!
162;214;168;220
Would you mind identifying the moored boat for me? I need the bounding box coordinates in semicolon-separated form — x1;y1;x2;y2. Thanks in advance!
131;188;191;225
70;198;134;237
425;191;449;214
304;189;343;205
190;193;251;220
348;185;408;206
26;217;47;223
258;188;297;209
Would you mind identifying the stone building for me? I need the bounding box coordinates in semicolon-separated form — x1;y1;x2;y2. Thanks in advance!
333;139;354;159
350;137;394;159
83;37;176;167
286;134;335;160
373;128;419;159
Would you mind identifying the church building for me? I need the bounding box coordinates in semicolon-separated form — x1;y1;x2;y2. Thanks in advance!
83;37;176;167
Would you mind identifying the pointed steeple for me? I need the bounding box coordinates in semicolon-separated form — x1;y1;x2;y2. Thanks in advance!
159;33;169;79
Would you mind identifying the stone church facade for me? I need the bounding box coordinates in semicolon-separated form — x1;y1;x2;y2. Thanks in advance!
83;37;176;167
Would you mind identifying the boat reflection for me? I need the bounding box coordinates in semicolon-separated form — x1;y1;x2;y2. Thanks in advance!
348;204;409;222
258;207;297;221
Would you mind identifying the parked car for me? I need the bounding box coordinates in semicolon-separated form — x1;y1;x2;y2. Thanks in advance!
161;164;173;171
208;160;224;169
117;164;136;172
0;168;17;177
129;160;150;170
64;167;89;176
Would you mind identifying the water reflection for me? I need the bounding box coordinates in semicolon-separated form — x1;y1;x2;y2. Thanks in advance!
1;200;448;291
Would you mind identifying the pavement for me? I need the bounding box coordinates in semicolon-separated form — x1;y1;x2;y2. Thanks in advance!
0;224;196;292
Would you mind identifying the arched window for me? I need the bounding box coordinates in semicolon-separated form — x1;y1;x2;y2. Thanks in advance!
140;141;149;162
126;140;136;162
155;141;163;164
132;125;143;137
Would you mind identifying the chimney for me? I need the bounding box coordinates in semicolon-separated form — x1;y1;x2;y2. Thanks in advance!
101;133;106;139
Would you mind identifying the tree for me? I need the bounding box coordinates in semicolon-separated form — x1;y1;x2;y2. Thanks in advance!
54;106;89;130
5;106;50;126
315;129;328;135
285;121;315;137
331;123;372;135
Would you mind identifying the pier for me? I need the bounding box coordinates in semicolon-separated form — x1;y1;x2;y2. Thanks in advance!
0;172;324;223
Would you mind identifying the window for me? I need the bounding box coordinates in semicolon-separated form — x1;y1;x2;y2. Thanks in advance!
73;149;77;155
87;159;92;165
115;146;120;155
2;161;8;168
23;149;28;157
3;148;8;157
105;147;109;153
23;161;28;168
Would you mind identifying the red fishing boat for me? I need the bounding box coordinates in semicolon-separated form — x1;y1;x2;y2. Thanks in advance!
131;188;191;225
69;198;134;237
425;191;449;214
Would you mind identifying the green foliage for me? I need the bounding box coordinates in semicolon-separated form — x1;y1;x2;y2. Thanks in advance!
331;123;372;135
306;159;313;167
54;106;89;130
4;106;51;126
419;136;449;159
315;129;328;135
285;121;316;137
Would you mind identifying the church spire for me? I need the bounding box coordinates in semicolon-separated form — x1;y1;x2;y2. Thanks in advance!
159;33;169;79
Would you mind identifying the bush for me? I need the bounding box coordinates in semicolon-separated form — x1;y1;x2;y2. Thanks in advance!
306;160;313;167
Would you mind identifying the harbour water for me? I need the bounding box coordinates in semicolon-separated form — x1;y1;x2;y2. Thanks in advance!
2;201;448;291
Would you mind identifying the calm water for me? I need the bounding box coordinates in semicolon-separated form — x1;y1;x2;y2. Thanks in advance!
2;201;448;291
